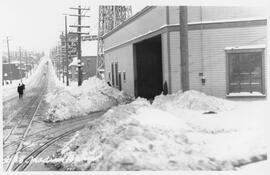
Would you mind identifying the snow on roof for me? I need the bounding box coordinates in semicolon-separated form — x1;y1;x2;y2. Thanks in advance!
69;57;79;67
11;61;20;64
224;44;266;50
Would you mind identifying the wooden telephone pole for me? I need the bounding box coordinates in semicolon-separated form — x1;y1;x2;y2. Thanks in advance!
69;6;90;86
6;37;12;84
179;6;189;91
65;15;69;86
19;47;22;81
25;50;28;78
61;32;65;83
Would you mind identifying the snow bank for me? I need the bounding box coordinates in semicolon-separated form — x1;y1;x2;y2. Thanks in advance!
153;90;235;112
132;107;191;131
45;91;268;170
45;76;132;122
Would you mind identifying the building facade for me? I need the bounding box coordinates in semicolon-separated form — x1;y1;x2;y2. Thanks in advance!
103;6;267;99
69;56;97;81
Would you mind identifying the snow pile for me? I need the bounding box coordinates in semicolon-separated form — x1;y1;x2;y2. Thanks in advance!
45;91;268;170
153;90;235;112
46;99;198;170
132;107;191;131
45;76;132;122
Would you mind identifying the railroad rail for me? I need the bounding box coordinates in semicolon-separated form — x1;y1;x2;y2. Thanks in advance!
13;125;85;171
4;68;48;171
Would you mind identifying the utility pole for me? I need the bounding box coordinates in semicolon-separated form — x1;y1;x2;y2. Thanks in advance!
60;34;65;83
61;32;65;83
25;50;28;78
19;47;22;81
69;6;90;86
58;44;61;80
6;37;12;84
65;15;70;86
179;6;189;91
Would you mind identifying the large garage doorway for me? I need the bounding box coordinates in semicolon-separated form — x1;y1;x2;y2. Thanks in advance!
134;34;163;99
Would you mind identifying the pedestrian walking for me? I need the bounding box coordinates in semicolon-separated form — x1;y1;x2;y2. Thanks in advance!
21;82;25;97
17;83;22;99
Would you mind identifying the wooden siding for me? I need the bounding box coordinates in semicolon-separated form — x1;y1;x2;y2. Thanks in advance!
104;6;267;98
182;26;266;98
104;45;135;96
104;7;166;50
169;6;267;25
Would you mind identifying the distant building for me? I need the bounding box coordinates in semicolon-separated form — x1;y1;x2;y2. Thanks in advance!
2;63;24;82
69;56;97;81
103;6;267;99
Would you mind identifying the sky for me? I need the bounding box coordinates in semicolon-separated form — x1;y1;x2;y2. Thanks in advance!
0;0;146;56
0;0;268;57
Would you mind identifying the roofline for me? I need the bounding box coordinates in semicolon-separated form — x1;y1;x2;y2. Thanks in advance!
104;18;267;53
102;6;156;39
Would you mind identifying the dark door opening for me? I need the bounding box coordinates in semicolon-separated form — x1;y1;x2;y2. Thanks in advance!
118;73;122;91
134;35;163;99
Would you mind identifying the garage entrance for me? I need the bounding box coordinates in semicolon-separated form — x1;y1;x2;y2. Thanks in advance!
134;34;163;99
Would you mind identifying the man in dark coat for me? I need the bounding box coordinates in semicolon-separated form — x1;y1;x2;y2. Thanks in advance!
17;83;22;99
22;82;25;96
21;82;25;97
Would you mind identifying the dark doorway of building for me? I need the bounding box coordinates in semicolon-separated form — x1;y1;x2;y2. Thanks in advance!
134;34;163;99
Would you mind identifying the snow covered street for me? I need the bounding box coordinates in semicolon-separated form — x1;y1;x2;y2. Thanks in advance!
44;89;269;171
2;57;269;172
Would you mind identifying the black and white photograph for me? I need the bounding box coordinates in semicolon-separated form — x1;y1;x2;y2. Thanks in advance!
1;0;269;173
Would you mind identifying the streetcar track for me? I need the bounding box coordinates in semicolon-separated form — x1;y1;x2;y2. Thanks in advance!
3;110;104;152
3;77;47;127
14;125;85;171
26;110;105;138
3;97;43;144
4;67;49;171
